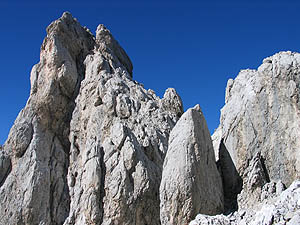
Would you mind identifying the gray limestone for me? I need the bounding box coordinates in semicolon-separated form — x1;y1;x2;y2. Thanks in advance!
212;51;300;214
160;105;224;225
215;51;300;188
0;150;11;186
64;24;183;224
1;11;300;225
0;12;186;225
0;12;95;225
190;180;300;225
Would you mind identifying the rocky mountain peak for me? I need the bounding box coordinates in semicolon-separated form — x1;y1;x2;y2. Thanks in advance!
0;12;186;225
95;23;133;77
1;12;300;225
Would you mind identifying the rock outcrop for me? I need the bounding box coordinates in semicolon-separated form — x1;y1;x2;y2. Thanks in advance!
64;24;184;224
0;12;203;225
213;51;300;212
0;12;95;225
190;180;300;225
190;52;300;224
160;105;224;225
1;12;300;225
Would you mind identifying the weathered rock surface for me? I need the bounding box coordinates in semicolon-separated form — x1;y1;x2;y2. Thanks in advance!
0;12;187;225
2;12;300;225
237;152;273;210
64;24;184;224
190;180;300;225
160;105;224;225
215;136;242;213
0;150;11;186
213;51;300;212
0;12;95;225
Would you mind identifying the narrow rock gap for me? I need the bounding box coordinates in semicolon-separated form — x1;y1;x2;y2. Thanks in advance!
217;139;243;214
260;156;270;183
0;156;11;187
50;45;94;223
99;146;106;224
58;52;90;222
49;135;56;224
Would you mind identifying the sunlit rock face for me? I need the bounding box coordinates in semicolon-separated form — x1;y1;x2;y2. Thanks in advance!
2;11;300;225
0;12;191;225
192;51;300;224
216;52;300;189
160;105;224;225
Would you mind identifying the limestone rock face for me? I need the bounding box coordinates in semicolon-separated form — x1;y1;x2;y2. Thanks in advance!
95;24;133;77
64;24;183;224
160;105;224;225
213;52;300;211
236;152;271;210
3;11;300;225
0;12;186;225
0;12;95;225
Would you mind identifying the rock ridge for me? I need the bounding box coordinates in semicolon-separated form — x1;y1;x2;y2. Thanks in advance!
1;12;300;225
190;51;300;224
1;12;190;225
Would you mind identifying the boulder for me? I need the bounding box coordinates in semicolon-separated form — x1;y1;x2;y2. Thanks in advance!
160;105;224;225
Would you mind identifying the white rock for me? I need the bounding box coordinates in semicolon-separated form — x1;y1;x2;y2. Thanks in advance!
0;12;95;225
213;51;300;212
190;180;300;225
0;11;180;225
160;105;224;225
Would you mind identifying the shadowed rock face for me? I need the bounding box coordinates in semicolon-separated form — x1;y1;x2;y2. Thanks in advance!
160;105;224;225
217;139;242;213
0;150;11;186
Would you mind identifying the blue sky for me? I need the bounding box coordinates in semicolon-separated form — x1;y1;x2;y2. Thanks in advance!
1;0;300;144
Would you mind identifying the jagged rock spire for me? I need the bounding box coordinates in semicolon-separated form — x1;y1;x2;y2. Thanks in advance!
160;105;224;225
96;24;133;76
0;12;185;225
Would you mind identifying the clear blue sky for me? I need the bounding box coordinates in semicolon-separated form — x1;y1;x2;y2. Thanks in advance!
1;0;300;144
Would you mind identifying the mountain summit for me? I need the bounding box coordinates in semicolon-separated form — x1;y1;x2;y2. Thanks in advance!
1;12;300;225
